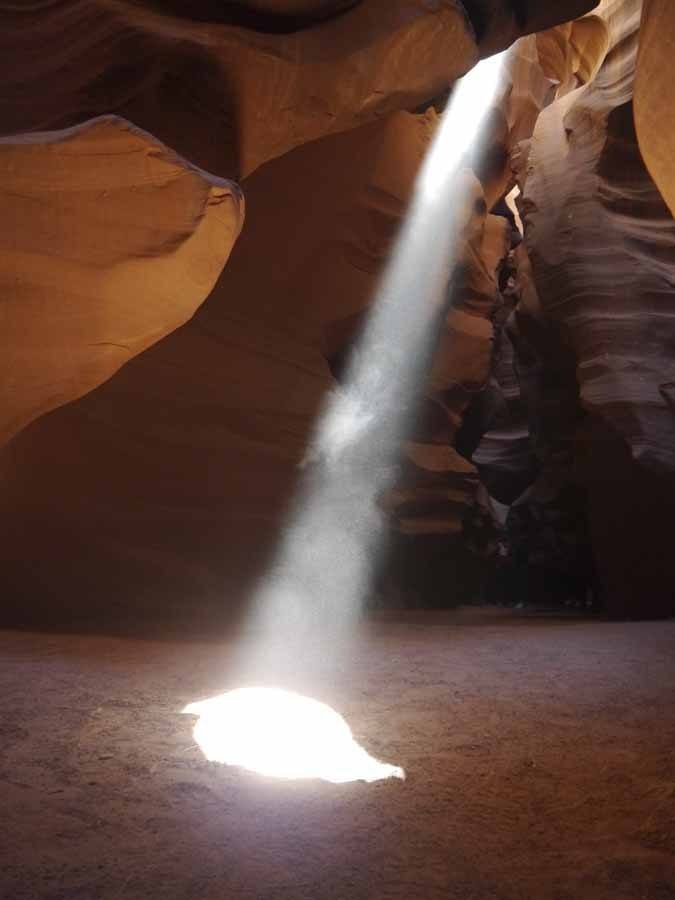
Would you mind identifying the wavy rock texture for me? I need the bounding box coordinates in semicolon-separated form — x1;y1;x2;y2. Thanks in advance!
470;248;537;510
1;0;478;180
0;116;243;446
1;1;605;184
377;12;609;548
0;112;443;619
378;10;612;605
2;0;671;621
514;0;675;616
386;203;509;539
634;0;675;215
466;11;609;211
371;177;513;608
418;0;675;617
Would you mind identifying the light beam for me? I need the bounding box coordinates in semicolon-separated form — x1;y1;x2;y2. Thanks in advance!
249;50;509;642
187;53;509;781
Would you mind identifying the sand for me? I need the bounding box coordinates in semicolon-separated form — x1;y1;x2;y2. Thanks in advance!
1;607;674;899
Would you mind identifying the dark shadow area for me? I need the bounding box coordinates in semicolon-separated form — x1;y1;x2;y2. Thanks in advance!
133;0;359;32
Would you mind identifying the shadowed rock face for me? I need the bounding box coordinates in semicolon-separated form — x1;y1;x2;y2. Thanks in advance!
509;0;675;617
462;0;600;53
1;1;602;181
0;112;441;620
0;0;478;179
383;0;675;618
383;199;509;541
136;0;359;29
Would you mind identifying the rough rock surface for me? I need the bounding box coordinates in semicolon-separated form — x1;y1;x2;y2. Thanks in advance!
0;116;243;446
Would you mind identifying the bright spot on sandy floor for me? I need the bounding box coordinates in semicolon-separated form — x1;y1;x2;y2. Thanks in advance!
183;687;405;784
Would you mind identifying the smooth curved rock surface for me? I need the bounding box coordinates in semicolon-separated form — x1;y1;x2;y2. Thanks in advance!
1;1;609;183
0;116;243;446
0;112;440;617
535;14;609;89
468;11;609;212
520;1;675;474
3;0;674;622
634;0;675;216
1;0;478;179
514;0;675;616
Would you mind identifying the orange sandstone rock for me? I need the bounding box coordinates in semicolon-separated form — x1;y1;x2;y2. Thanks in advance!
634;0;675;215
0;112;441;616
0;116;243;446
1;0;478;180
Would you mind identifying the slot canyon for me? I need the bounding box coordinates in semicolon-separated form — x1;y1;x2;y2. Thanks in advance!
1;2;674;898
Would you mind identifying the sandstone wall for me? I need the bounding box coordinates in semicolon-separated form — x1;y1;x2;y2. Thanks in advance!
5;0;670;621
634;0;675;216
0;117;243;446
1;0;479;179
0;112;444;620
508;0;675;616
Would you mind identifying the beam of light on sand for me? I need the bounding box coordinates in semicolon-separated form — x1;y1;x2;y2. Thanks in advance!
183;688;405;784
185;53;509;782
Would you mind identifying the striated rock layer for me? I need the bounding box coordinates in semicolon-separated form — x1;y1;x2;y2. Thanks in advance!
1;1;601;184
4;0;674;621
0;116;243;446
1;0;477;180
513;0;675;617
385;188;509;538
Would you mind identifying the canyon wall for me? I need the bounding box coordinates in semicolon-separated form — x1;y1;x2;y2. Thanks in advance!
513;0;675;617
2;0;674;622
0;111;452;621
444;0;675;617
0;117;243;446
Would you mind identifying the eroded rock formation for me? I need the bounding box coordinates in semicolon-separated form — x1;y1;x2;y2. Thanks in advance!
473;0;675;617
634;0;675;216
0;111;442;618
517;1;675;617
381;0;675;616
3;0;675;622
0;116;243;446
2;1;478;179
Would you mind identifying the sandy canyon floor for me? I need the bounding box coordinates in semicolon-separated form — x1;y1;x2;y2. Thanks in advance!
1;608;674;900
